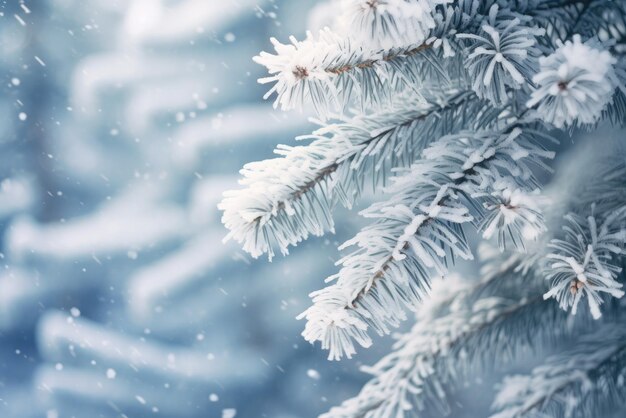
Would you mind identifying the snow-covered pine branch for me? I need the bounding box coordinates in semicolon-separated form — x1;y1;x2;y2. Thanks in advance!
219;89;501;258
491;321;626;418
218;0;626;415
320;280;570;417
251;2;491;114
297;125;555;360
253;28;449;115
322;151;626;417
324;231;621;417
543;208;626;319
253;1;620;115
223;1;626;259
317;252;549;418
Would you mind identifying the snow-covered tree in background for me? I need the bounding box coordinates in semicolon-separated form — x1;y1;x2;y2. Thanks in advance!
222;0;626;416
1;1;373;417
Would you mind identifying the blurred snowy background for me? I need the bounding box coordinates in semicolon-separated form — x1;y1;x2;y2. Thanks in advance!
0;1;392;417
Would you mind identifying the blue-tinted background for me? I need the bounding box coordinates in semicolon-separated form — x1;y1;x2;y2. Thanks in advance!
0;1;395;417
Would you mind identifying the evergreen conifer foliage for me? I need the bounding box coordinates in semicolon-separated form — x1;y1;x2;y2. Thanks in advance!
220;1;626;416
